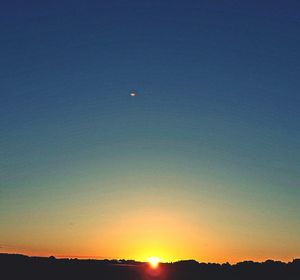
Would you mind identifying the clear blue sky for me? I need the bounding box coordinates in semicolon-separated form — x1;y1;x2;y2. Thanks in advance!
1;1;299;262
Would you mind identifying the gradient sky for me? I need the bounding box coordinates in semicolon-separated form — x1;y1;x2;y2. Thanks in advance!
1;1;300;263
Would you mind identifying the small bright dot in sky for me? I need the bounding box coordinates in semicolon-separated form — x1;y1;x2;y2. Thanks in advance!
129;91;136;97
148;256;160;269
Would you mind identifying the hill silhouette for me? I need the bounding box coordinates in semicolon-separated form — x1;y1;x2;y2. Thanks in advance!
1;253;299;280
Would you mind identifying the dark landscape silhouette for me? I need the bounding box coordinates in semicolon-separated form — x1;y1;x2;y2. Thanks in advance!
1;253;299;280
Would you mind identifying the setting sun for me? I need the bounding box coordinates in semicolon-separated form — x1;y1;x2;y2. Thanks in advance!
148;256;160;269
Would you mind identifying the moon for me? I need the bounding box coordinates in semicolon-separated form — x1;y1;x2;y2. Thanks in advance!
129;91;137;97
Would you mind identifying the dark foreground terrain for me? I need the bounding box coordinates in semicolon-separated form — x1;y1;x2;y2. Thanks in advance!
1;253;299;280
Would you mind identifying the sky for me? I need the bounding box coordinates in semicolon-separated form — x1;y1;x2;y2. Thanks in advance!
0;0;300;263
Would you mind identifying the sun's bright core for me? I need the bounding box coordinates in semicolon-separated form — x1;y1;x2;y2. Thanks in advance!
148;256;160;269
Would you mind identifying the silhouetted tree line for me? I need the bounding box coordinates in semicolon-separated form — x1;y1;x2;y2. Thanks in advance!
1;253;299;280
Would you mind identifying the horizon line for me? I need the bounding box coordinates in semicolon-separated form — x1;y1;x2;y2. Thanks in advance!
1;252;299;265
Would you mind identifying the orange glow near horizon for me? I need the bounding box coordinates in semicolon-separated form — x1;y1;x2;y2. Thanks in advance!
1;202;299;264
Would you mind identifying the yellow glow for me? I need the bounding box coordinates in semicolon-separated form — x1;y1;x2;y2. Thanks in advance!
94;208;207;263
148;256;160;268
